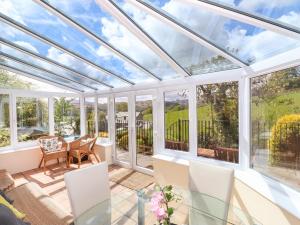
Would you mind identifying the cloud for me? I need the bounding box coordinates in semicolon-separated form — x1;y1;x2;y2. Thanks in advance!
238;0;298;11
14;41;39;53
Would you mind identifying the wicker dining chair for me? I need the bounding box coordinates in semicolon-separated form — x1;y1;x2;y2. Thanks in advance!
38;136;69;173
68;135;99;168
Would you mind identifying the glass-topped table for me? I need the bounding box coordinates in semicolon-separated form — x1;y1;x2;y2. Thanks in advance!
75;187;262;225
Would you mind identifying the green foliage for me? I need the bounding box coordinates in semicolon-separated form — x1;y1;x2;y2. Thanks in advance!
269;114;300;165
0;68;33;90
0;129;10;147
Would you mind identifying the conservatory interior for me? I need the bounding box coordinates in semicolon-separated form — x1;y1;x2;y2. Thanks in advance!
0;0;300;225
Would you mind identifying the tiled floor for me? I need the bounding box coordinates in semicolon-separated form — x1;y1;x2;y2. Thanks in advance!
12;161;154;215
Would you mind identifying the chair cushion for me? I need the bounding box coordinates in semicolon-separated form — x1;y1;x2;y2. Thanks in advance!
0;204;30;225
7;182;73;225
40;138;59;152
80;138;93;146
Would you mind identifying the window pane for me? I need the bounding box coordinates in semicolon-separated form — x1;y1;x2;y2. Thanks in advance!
115;97;129;162
17;97;49;142
251;66;300;191
136;95;153;169
0;94;10;147
98;97;108;138
54;97;80;141
0;67;72;93
197;82;239;163
47;0;179;80
145;0;300;64
164;89;189;151
113;1;240;75
214;0;300;30
85;97;95;136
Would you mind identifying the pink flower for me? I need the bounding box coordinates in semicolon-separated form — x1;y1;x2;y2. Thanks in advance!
150;191;167;221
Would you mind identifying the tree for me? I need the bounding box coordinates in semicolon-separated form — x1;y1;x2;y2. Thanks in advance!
0;68;33;90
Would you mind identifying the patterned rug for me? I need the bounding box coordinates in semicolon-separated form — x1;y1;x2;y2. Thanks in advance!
109;168;154;190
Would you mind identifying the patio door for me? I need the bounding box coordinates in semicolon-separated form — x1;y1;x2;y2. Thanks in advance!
113;92;156;173
133;91;156;174
114;95;131;167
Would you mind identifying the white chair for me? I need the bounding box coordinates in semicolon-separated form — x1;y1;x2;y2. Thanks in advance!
188;160;234;225
64;162;110;224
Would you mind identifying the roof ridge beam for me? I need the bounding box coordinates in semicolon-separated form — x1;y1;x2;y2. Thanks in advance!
1;52;97;91
0;64;83;93
185;0;300;40
0;38;113;89
97;0;191;77
33;0;161;81
0;12;134;85
131;0;247;68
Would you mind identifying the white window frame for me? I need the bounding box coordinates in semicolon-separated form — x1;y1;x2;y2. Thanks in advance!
96;95;111;143
0;88;80;152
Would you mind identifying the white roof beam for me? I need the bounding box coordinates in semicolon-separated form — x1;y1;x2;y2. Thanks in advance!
0;64;83;93
33;0;161;81
97;0;191;78
130;0;248;68
0;12;134;85
185;0;300;40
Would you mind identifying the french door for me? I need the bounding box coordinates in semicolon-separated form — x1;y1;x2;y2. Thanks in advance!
113;91;156;174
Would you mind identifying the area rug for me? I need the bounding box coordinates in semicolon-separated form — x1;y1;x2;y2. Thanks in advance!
109;168;154;190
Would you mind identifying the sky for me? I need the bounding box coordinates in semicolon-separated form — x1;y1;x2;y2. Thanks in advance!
0;0;300;92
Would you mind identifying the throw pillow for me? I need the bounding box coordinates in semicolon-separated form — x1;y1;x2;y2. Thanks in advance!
40;137;59;152
0;204;30;225
0;195;26;219
0;190;13;204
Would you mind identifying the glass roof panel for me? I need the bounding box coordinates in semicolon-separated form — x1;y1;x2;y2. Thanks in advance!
212;0;300;30
0;44;109;91
0;57;90;92
144;0;300;64
113;0;239;75
0;67;73;93
47;0;180;80
0;0;154;84
0;21;127;88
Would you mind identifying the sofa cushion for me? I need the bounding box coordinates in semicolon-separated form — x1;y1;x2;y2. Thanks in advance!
0;190;14;204
0;195;26;219
0;204;30;225
7;182;73;225
0;170;15;191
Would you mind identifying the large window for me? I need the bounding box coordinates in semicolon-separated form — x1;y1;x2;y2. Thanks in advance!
0;94;10;147
98;97;108;138
164;89;189;152
54;97;80;141
251;66;300;191
17;97;49;142
197;82;239;163
85;97;96;137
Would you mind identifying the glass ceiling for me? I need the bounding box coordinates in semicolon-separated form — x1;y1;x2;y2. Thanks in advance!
0;0;299;93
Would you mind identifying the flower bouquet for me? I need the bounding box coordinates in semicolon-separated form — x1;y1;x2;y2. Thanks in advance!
150;185;181;225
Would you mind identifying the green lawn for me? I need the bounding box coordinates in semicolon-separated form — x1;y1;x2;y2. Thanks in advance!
142;90;300;129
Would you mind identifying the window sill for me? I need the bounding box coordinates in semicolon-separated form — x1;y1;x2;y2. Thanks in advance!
154;153;300;220
0;143;39;154
235;169;300;220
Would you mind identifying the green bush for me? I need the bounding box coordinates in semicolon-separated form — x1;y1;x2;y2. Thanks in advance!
269;114;300;165
0;129;10;147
